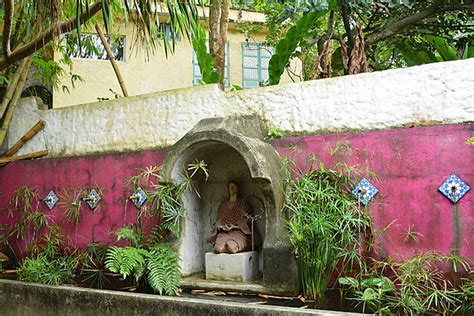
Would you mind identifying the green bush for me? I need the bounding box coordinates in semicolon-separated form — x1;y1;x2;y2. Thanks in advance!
339;252;473;314
17;226;78;286
18;255;76;286
285;160;371;303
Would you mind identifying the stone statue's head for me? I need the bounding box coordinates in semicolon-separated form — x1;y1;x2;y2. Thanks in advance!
227;181;239;197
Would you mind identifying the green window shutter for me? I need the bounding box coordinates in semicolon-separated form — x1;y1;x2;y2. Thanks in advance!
192;50;202;86
224;43;230;87
242;42;260;89
192;42;230;87
242;43;274;89
259;46;274;84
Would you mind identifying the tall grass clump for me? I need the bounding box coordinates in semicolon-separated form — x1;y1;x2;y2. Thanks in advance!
284;156;372;304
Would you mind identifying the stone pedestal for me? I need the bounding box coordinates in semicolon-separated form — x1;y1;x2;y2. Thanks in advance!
205;251;258;282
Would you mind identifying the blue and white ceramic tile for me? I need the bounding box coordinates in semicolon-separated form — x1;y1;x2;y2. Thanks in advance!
44;190;58;210
352;178;379;206
86;189;101;209
130;187;147;208
439;174;470;203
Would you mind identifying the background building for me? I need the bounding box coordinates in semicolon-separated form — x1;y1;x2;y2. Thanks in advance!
53;8;298;108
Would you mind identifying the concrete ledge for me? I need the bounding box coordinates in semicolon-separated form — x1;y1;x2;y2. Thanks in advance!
182;275;268;294
0;279;361;316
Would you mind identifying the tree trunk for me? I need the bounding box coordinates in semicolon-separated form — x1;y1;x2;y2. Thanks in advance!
0;56;33;146
209;0;229;90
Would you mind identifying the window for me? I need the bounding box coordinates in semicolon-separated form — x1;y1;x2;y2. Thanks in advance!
64;33;126;62
192;42;230;87
158;24;181;41
241;42;274;89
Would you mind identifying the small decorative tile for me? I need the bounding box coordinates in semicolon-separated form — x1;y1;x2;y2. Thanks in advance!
44;191;58;210
85;189;101;209
352;178;379;206
129;187;147;208
439;174;470;203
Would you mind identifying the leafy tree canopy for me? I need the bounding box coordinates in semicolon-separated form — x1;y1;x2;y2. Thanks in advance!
252;0;473;83
0;1;199;73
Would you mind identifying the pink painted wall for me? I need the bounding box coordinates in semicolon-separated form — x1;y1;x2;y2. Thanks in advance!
274;124;474;260
0;150;165;257
0;124;472;261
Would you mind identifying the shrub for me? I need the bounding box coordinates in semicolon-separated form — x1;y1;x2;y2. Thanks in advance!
285;160;372;303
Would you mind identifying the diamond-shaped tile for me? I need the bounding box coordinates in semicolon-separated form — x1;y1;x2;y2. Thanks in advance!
129;187;147;208
439;174;470;203
352;178;379;206
44;190;58;210
85;189;101;209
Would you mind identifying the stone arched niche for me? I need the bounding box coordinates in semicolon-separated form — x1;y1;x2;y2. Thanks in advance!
162;115;298;295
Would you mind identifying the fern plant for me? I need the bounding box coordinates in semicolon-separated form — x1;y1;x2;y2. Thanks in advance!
115;225;141;248
105;246;148;281
147;244;181;296
105;244;181;295
104;161;205;295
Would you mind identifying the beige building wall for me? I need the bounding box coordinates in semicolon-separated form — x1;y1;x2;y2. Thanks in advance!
54;15;299;108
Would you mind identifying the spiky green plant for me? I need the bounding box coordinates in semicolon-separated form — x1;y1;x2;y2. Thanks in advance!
78;242;108;269
81;268;110;289
459;277;474;313
8;186;53;255
58;188;84;226
153;181;187;238
18;227;78;286
18;255;76;286
285;160;371;303
10;186;38;215
339;252;472;314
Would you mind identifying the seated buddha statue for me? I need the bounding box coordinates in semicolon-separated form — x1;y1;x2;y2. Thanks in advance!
209;181;259;254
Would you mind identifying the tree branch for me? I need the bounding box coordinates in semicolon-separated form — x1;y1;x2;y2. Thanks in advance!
3;0;14;59
0;1;102;72
365;0;444;46
340;0;354;50
363;6;380;33
440;4;474;12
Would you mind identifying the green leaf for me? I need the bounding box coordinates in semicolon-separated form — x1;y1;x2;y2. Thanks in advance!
397;43;437;66
0;74;10;85
463;43;474;59
361;277;385;288
425;35;458;61
269;11;325;85
338;277;359;288
191;24;219;85
361;288;377;301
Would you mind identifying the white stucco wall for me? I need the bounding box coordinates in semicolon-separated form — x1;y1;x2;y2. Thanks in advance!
6;59;474;158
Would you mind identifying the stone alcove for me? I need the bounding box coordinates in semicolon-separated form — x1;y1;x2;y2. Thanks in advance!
162;115;299;294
